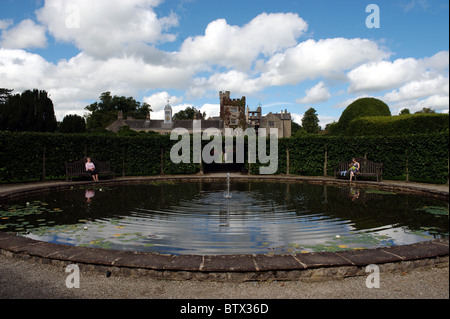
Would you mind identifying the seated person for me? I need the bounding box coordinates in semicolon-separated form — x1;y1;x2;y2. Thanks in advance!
85;157;99;182
348;158;360;181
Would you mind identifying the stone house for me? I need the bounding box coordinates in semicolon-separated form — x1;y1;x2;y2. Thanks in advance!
107;93;291;138
107;101;223;134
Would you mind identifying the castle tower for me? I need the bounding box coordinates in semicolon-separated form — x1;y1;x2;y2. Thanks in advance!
219;91;246;129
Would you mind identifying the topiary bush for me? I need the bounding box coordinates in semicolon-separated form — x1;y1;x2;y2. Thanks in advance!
334;97;391;135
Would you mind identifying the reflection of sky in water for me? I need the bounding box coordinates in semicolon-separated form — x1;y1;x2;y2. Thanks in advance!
5;182;447;255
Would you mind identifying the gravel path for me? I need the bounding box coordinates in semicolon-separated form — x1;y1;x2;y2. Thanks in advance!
0;254;448;299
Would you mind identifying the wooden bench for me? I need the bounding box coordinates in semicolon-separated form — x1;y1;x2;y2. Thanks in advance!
65;158;115;181
334;157;383;182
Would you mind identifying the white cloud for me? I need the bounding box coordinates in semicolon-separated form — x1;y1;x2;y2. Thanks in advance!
346;51;449;114
260;38;390;87
0;49;193;120
36;0;178;59
296;81;331;104
0;19;13;30
422;51;449;71
390;94;449;114
177;12;308;71
143;92;184;111
347;58;423;93
188;38;391;97
0;49;51;89
202;70;262;95
0;19;47;49
200;103;220;117
291;113;303;125
347;51;449;93
383;74;449;103
413;95;449;112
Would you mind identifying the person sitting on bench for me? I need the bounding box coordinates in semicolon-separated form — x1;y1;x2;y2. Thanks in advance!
85;157;99;182
348;158;360;181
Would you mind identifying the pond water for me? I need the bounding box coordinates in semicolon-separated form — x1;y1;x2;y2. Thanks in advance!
0;181;448;255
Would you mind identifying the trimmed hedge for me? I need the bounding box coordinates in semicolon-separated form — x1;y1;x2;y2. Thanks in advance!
0;132;200;182
0;131;448;183
346;113;449;136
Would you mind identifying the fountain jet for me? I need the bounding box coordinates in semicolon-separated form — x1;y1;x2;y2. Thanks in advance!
224;172;232;199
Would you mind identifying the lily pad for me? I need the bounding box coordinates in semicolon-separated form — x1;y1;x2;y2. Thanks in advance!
416;206;449;217
365;189;396;195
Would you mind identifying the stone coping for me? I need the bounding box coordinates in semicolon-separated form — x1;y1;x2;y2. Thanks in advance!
0;175;448;281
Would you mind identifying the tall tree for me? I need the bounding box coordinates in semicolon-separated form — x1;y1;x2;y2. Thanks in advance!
173;106;206;120
399;108;411;115
85;92;152;130
415;107;436;114
0;88;13;104
59;114;86;133
302;107;320;134
0;89;57;132
0;88;14;129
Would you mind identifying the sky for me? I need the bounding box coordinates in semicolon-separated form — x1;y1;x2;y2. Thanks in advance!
0;0;448;128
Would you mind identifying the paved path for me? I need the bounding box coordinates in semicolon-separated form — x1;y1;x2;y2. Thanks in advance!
0;254;448;299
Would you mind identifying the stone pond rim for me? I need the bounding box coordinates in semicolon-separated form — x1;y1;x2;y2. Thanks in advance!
0;175;448;281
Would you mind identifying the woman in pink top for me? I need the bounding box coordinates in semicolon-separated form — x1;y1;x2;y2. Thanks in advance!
85;157;99;182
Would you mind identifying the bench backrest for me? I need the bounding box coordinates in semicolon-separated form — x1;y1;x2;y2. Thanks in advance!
336;157;382;174
66;158;111;174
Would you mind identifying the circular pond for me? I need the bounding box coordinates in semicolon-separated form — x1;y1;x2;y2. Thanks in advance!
0;180;448;255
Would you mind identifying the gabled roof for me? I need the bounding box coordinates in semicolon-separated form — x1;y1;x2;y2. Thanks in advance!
264;112;292;121
107;118;223;132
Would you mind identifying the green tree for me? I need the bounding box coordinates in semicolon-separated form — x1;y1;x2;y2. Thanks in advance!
0;88;14;129
85;92;152;130
173;106;206;120
399;108;411;115
59;114;86;133
302;107;320;134
0;89;56;132
0;88;13;104
415;107;436;114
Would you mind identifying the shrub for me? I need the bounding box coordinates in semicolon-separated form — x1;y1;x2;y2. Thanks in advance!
346;113;449;136
333;98;391;135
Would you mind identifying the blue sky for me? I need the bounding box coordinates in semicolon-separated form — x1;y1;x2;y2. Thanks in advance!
0;0;448;127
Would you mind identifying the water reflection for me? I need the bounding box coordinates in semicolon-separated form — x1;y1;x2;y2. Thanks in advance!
1;181;448;255
85;189;95;203
348;188;360;201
